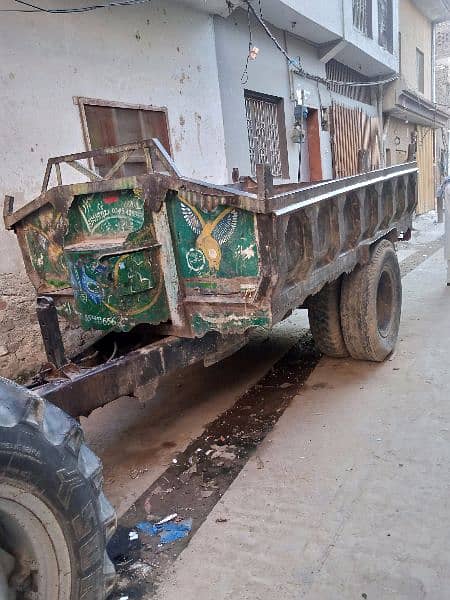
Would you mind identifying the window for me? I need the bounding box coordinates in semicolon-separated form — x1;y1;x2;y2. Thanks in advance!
78;98;171;177
416;48;425;93
398;32;402;74
244;91;289;178
353;0;372;37
378;0;393;53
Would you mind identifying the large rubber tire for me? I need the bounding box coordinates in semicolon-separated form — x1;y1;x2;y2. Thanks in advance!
0;377;116;599
307;278;349;357
340;239;402;362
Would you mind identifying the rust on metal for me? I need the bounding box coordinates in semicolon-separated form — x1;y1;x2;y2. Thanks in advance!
36;332;222;417
5;139;418;345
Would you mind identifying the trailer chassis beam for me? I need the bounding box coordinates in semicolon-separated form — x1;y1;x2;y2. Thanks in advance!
34;331;245;418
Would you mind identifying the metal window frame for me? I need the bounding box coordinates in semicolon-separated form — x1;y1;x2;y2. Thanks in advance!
325;59;371;104
244;90;289;180
352;0;372;37
378;0;393;53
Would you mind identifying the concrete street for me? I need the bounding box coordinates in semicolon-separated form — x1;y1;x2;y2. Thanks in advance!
82;214;448;599
149;224;449;599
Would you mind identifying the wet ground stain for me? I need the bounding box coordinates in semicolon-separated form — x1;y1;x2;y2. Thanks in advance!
107;331;320;598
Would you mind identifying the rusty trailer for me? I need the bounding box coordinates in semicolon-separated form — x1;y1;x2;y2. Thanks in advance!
0;139;417;600
2;139;418;416
5;139;416;342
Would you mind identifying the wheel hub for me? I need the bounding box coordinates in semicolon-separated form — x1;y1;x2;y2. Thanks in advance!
0;480;72;600
376;268;394;337
0;546;16;599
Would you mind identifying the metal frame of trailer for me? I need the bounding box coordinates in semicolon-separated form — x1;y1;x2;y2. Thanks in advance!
3;139;417;417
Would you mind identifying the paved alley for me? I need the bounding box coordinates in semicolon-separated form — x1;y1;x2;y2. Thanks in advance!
151;247;450;599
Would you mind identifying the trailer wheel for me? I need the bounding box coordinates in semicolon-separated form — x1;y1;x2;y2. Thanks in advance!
340;239;402;362
0;377;116;600
307;278;348;358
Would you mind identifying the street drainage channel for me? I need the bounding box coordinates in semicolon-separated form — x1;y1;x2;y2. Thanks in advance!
108;330;320;599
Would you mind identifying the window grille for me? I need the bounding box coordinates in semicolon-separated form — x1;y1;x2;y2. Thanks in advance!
245;94;285;178
353;0;371;36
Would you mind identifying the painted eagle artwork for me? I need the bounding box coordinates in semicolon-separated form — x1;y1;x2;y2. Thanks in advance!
179;196;238;270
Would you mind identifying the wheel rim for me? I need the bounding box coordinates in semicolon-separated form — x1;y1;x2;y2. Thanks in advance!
376;268;395;337
0;547;15;599
0;480;72;600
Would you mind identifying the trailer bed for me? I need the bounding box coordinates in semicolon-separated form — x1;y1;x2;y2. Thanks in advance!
4;139;417;344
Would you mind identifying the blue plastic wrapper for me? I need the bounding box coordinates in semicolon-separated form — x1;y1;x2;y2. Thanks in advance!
136;518;193;544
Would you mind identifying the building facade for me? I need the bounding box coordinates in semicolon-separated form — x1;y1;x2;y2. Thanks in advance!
214;0;399;184
383;0;449;214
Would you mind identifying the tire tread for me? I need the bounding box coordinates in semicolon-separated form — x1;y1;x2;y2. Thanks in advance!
0;376;116;599
308;279;348;358
340;239;401;362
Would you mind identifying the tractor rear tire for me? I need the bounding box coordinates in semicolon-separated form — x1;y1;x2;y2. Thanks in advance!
340;239;402;362
0;377;116;599
307;278;349;358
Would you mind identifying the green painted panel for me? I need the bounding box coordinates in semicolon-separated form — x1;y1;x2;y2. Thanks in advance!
65;188;145;242
66;246;168;330
166;193;259;279
21;188;265;335
64;189;169;331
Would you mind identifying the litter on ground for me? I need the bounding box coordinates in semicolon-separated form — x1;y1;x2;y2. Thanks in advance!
156;513;178;525
136;517;193;544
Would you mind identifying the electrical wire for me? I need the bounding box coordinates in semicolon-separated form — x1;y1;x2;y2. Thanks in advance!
244;0;299;69
0;0;151;13
256;0;263;18
241;4;253;85
244;0;398;88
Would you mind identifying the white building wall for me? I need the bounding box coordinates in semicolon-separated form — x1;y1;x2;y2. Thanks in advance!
257;0;398;76
214;9;335;183
340;0;399;75
0;0;227;268
281;0;343;38
0;0;227;378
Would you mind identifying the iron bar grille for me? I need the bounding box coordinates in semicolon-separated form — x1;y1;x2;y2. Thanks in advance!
353;0;371;36
378;0;393;52
326;60;371;105
245;95;283;177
